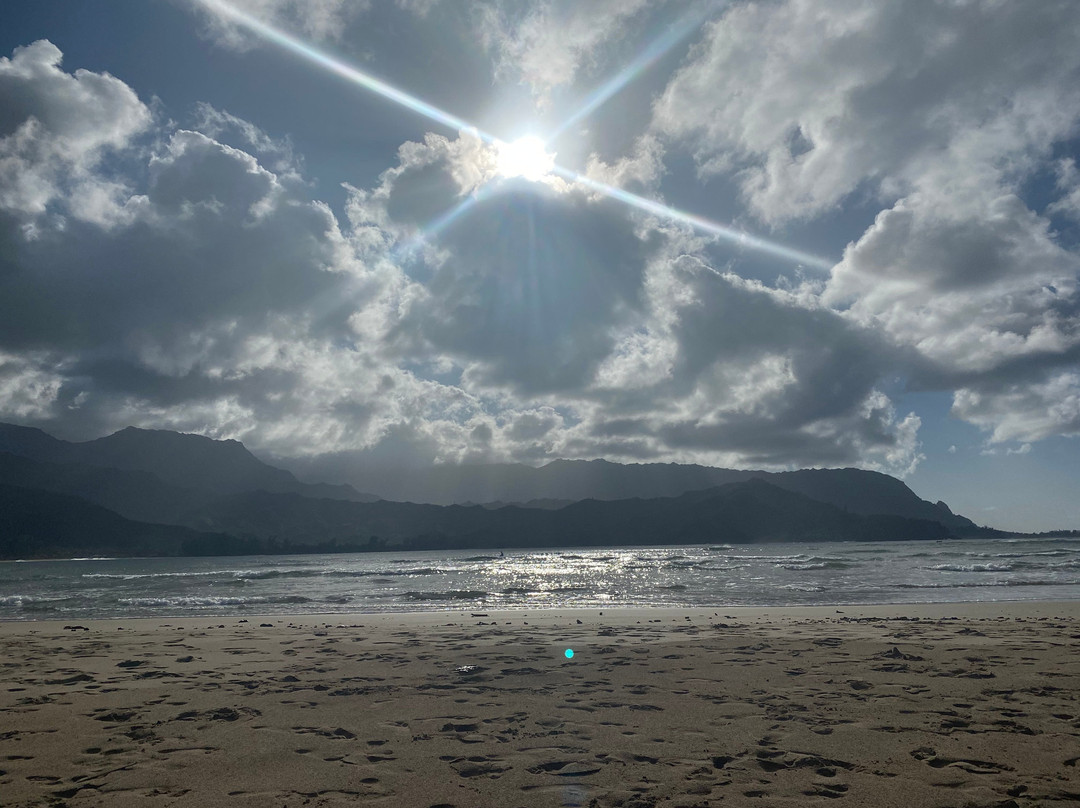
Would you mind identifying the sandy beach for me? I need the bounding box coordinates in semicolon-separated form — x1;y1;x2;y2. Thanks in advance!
2;602;1079;807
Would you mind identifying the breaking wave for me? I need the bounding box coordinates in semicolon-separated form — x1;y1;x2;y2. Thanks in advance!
396;590;490;601
118;595;314;608
929;563;1015;572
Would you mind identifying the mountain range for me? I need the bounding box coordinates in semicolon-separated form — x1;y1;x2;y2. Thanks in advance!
0;422;1009;559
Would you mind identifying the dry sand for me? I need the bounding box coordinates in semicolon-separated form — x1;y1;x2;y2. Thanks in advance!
2;602;1079;807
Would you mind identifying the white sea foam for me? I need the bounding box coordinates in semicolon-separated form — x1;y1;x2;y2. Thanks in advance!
929;563;1015;572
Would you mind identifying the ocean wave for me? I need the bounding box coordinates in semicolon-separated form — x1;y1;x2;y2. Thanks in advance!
846;548;896;554
82;567;447;583
781;561;856;570
118;595;313;608
0;574;65;585
726;554;814;563
397;590;489;601
1031;549;1079;556
0;594;70;611
237;567;444;580
897;579;1068;590
82;570;241;580
9;539;1077;618
992;550;1078;559
230;569;322;580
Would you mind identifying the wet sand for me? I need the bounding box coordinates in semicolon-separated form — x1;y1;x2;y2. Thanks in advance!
2;602;1079;807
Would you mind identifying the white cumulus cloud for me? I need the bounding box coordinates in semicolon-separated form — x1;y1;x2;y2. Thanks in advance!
0;39;151;222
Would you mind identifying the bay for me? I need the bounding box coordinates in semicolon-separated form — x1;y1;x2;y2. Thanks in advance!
2;536;1079;620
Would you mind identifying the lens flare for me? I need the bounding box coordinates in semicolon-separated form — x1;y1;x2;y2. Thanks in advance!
196;0;498;143
547;3;718;143
399;188;489;255
552;166;834;269
199;0;835;269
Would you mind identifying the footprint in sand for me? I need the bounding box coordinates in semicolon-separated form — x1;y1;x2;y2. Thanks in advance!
448;756;510;778
526;760;602;777
910;746;1010;774
803;782;850;799
291;725;356;739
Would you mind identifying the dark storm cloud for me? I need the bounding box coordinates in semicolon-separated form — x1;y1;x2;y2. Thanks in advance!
562;256;922;471
0;130;350;354
396;182;654;394
0;40;404;449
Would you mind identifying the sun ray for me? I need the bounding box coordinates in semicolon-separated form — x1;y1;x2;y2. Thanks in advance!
199;0;835;270
552;166;835;270
545;2;719;143
399;189;489;256
196;0;499;143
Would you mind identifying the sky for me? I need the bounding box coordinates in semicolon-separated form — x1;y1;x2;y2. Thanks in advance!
1;0;1079;531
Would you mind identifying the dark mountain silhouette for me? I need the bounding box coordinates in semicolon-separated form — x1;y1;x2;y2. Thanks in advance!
0;423;376;502
766;468;978;534
0;483;246;560
0;422;70;462
183;478;955;550
80;426;301;494
1;475;960;560
302;457;980;534
0;422;1006;559
0;451;210;524
472;498;574;511
321;458;748;504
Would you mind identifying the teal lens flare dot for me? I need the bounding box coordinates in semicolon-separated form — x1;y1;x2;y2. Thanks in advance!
565;648;574;659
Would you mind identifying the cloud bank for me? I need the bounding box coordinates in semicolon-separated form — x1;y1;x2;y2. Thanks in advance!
654;0;1080;449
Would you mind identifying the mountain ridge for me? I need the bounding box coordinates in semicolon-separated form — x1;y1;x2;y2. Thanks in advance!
0;423;377;503
280;455;980;534
0;482;247;559
0;421;1008;559
180;477;958;550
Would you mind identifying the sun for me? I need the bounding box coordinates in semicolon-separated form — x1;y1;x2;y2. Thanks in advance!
495;136;556;181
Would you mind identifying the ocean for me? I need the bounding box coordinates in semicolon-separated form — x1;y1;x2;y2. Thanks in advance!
2;536;1078;620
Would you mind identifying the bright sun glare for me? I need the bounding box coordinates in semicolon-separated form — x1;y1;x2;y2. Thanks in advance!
495;136;556;181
